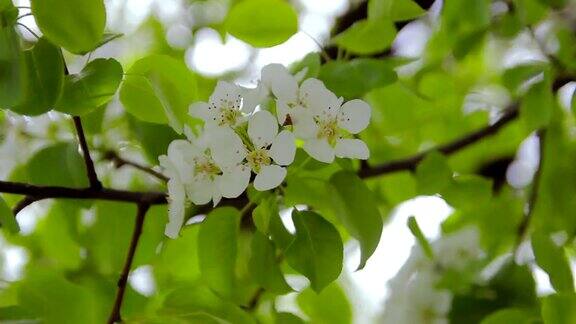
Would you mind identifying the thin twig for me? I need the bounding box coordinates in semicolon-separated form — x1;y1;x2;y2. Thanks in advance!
12;196;38;215
107;203;151;324
16;23;39;39
73;116;102;190
514;129;547;255
16;13;32;20
358;104;520;178
103;151;168;182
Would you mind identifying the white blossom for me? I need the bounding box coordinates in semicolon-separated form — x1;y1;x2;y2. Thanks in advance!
159;135;250;238
261;64;332;138
189;81;255;129
304;93;372;163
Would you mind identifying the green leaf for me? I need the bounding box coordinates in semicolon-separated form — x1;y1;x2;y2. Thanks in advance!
501;63;546;94
30;0;105;54
319;59;397;99
285;210;343;292
290;52;321;80
10;38;64;116
225;0;298;48
571;88;576;117
18;270;103;324
129;116;181;164
407;216;433;259
252;195;273;234
120;55;197;133
542;293;576;324
442;175;492;210
333;19;396;55
480;308;533;324
275;312;305;324
27;142;89;187
297;283;352;324
249;232;292;295
198;207;241;299
160;285;255;324
369;0;425;21
520;78;553;131
0;23;25;108
328;171;383;269
416;151;453;195
531;230;574;292
0;196;18;234
54;58;123;116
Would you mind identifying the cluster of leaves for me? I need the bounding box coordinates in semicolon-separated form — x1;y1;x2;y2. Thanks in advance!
0;0;576;323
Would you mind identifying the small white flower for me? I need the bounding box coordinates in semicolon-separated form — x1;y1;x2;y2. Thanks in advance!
303;94;371;163
261;64;332;138
159;136;250;238
189;81;255;129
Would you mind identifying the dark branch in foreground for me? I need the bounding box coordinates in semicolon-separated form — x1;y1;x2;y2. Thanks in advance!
107;203;151;324
514;128;547;254
103;151;169;182
73;116;102;190
358;104;519;178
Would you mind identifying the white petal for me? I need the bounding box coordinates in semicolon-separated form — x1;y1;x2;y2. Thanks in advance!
240;83;267;114
218;164;251;198
292;111;317;139
294;67;308;82
299;78;332;111
303;138;335;163
206;127;247;168
335;138;370;160
166;140;198;183
165;179;186;239
186;176;214;205
248;110;278;148
210;81;240;104
188;102;213;122
276;99;290;125
338;99;371;134
254;165;287;191
262;64;298;101
269;130;296;166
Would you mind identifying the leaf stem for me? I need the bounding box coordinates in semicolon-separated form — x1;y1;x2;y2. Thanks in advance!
73;116;102;190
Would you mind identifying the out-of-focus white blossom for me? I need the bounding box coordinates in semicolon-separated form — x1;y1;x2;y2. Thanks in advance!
382;227;483;324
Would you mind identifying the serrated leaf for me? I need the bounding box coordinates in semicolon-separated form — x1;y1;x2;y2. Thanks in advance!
319;59;397;99
120;55;197;133
285;210;343;292
54;58;123;116
249;232;292;295
416;151;453;195
333;19;396;55
328;171;383;269
198;207;241;299
297;283;352;324
531;230;574;292
10;38;64;116
225;0;298;48
31;0;106;54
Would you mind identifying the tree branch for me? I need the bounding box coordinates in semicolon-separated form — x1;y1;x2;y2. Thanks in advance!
73;116;102;190
514;128;547;254
358;104;520;178
102;150;168;182
107;202;151;324
0;181;167;210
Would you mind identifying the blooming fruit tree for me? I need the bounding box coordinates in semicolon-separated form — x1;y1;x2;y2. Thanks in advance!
1;0;576;323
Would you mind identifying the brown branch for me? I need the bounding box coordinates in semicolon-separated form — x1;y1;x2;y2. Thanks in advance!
12;196;37;215
0;181;167;209
103;151;168;182
514;128;547;254
73;116;102;190
358;104;520;178
107;202;151;324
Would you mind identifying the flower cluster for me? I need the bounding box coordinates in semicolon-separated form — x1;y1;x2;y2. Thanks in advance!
159;64;372;238
382;227;484;324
